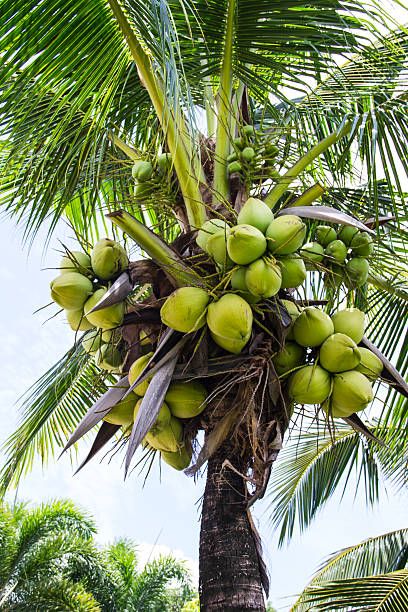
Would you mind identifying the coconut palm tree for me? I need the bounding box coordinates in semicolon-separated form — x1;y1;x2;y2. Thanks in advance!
1;1;408;610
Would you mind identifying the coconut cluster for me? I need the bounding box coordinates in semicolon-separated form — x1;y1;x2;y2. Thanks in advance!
131;153;173;199
50;240;129;373
105;353;208;470
276;306;383;417
226;125;280;180
301;224;373;288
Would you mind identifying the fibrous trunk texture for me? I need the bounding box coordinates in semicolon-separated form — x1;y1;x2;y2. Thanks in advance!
199;440;266;611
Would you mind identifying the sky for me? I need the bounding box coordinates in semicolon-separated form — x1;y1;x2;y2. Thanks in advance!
0;215;407;609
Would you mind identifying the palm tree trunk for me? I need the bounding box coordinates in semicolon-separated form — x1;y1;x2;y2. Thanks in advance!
199;439;266;611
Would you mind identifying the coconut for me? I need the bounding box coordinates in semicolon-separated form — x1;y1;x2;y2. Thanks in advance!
231;267;249;291
281;299;302;339
65;309;95;332
245;258;282;298
273;342;305;375
90;239;128;281
50;273;94;310
82;329;104;355
345;258;369;287
207;293;253;354
237;197;274;232
132;160;153;182
103;394;137;427
293;307;334;347
94;344;123;373
146;417;183;452
288;365;331;404
356;348;383;380
84;288;125;329
60;251;92;275
319;333;361;373
133;399;172;429
101;328;122;343
315;225;337;246
331;308;366;343
300;242;324;264
165;381;207;418
325;240;348;264
160;287;209;333
338;225;359;246
331;371;373;415
227;225;267;265
161;444;192;470
266;216;306;255
351;232;374;257
278;255;307;289
134;182;154;199
128;352;154;396
206;232;232;267
196;219;230;251
323;263;344;290
157;152;172;174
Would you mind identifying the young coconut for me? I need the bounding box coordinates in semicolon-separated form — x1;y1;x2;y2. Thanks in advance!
128;352;154;396
325;240;348;264
273;342;305;375
94;344;123;373
300;242;324;266
161;443;192;470
165;381;207;418
356;348;383;380
345;257;369;287
82;329;104;355
206;232;233;268
227;224;267;265
132;160;153;182
157;152;172;174
146;416;183;452
278;254;307;289
315;225;337;246
288;365;332;405
50;273;94;310
196;219;230;251
245;258;282;298
60;251;92;275
319;333;361;373
230;267;261;304
90;239;129;281
280;299;302;340
266;215;306;255
331;371;373;416
331;308;366;344
338;225;359;246
134;398;172;429
84;288;125;329
350;231;374;257
65;309;95;332
207;293;253;354
103;394;138;427
160;287;210;333
237;197;274;232
293;307;334;347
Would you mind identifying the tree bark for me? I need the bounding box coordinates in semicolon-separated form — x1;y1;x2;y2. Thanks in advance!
199;440;266;611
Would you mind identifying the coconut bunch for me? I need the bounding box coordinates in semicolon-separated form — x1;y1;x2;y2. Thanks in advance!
131;153;173;200
301;223;373;289
102;352;207;470
275;306;383;418
227;125;280;180
50;239;129;372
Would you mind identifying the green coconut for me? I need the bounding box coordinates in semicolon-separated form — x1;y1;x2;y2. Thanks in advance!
82;329;104;355
206;231;232;266
50;273;94;310
245;258;282;298
160;287;210;333
207;293;253;354
345;258;369;287
237;198;274;232
103;394;138;427
293;307;334;347
228;161;242;174
134;182;154;198
231;267;249;291
331;308;366;344
233;136;245;150
132;160;153;182
288;365;332;404
266;215;306;255
323;263;344;290
65;309;95;332
356;348;383;380
161;444;192;470
165;381;207;418
315;225;337;247
94;344;123;373
319;333;361;373
331;371;373;415
281;299;302;339
146;417;183;452
325;239;348;263
196;219;230;251
90;239;129;281
101;328;122;343
133;399;172;429
60;251;92;275
227;225;267;265
278;255;307;289
338;225;359;246
300;242;324;264
273;342;305;375
84;288;125;329
128;352;154;396
157;153;172;174
351;231;374;257
241;146;256;162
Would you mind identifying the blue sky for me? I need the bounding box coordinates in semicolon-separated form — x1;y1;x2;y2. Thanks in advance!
0;215;407;609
